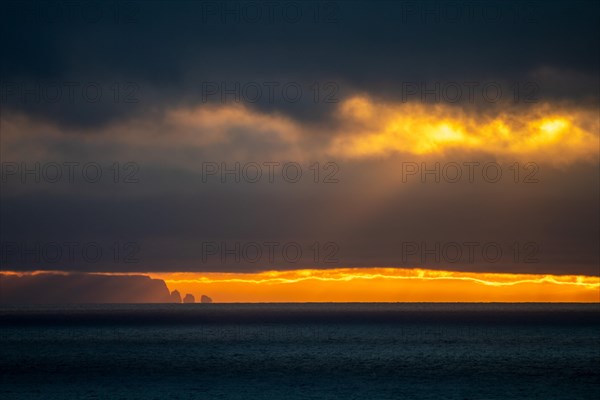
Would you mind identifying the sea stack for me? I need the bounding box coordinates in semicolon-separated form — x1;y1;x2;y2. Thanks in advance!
170;290;182;303
183;294;195;303
200;295;213;303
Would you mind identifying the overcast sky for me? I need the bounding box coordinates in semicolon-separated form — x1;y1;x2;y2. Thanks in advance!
1;0;598;276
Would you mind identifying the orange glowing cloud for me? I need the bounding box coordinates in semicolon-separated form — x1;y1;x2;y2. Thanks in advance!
330;97;599;163
150;268;600;303
3;96;597;168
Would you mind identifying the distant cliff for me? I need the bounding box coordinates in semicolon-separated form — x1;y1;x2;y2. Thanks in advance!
0;273;172;304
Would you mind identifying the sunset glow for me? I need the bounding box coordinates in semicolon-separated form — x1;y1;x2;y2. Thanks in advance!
149;269;600;303
331;97;598;162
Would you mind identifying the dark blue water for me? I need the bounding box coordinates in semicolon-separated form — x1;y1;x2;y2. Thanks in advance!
1;303;599;399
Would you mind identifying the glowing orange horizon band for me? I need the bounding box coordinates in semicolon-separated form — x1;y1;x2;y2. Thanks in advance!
3;268;598;302
149;268;600;303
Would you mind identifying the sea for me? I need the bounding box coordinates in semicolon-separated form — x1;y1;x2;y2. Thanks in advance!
1;303;599;399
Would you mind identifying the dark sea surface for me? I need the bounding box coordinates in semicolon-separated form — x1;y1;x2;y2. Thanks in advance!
1;303;599;399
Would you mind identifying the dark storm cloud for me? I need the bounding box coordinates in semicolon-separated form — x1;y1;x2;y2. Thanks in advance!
1;1;598;277
1;0;598;128
1;159;598;275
